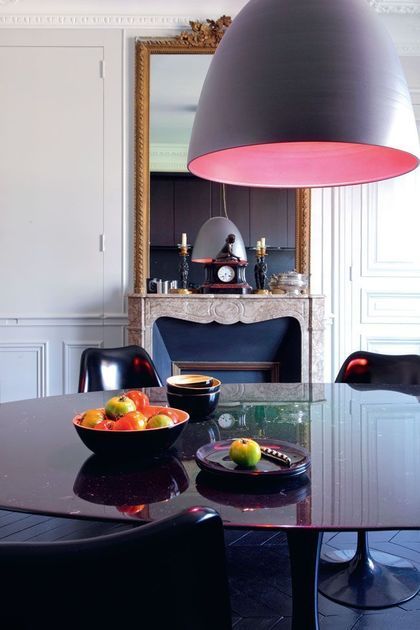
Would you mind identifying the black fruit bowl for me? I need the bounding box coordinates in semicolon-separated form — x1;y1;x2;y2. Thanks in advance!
166;377;221;396
166;390;220;421
73;406;189;458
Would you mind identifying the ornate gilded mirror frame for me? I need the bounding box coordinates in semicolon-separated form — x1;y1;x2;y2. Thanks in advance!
134;17;311;293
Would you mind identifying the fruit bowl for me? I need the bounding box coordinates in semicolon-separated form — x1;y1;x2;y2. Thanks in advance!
73;405;189;458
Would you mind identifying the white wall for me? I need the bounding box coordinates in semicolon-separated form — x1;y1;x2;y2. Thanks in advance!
0;1;419;399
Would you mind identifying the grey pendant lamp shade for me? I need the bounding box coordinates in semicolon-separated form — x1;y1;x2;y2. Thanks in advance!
192;217;247;263
188;0;419;188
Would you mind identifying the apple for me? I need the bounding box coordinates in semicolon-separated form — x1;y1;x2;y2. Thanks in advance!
105;395;136;419
94;419;114;431
113;411;147;431
125;390;149;412
147;414;174;429
229;438;261;468
152;407;180;424
80;408;106;428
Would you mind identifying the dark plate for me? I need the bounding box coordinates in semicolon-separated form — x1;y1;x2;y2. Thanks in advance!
195;438;310;481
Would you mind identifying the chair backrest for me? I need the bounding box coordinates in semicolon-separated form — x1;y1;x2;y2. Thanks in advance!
336;351;420;385
0;507;232;630
78;345;162;392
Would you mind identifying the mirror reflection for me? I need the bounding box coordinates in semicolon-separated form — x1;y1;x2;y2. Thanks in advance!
148;54;297;293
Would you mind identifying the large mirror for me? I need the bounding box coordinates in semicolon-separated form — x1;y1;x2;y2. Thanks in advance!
134;19;311;293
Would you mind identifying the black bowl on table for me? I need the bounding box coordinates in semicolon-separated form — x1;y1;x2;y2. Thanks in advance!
166;389;220;421
73;406;189;458
166;375;221;396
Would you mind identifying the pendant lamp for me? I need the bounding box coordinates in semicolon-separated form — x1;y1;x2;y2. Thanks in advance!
188;0;419;188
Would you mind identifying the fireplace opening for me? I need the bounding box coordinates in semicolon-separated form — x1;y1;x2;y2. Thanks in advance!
153;317;301;384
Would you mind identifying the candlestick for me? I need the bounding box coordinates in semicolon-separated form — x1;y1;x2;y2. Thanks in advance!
177;242;192;294
254;243;270;295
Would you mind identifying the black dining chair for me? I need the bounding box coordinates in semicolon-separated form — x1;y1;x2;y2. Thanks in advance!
0;507;232;630
319;350;420;609
78;345;162;393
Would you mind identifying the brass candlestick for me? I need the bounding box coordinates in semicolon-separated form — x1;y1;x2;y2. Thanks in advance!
177;244;192;294
254;246;270;294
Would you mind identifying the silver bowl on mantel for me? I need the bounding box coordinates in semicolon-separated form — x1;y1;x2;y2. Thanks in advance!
269;271;308;295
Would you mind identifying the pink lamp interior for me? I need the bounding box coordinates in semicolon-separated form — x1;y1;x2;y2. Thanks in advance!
188;142;419;188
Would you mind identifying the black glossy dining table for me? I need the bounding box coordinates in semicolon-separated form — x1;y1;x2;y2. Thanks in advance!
2;382;420;630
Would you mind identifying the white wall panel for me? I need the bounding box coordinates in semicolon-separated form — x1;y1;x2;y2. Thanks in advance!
361;291;420;324
63;341;103;395
0;318;126;401
364;337;420;354
0;43;104;316
0;341;47;402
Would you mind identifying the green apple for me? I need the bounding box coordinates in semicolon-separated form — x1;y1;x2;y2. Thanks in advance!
105;395;136;419
229;438;261;468
147;414;174;429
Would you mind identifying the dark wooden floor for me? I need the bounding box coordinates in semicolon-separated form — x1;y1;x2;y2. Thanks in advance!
1;510;420;629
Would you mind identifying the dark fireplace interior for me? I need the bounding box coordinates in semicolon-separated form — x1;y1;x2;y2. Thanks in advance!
153;317;301;384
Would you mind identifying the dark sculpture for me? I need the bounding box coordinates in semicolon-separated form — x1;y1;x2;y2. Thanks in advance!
215;234;241;261
255;256;268;290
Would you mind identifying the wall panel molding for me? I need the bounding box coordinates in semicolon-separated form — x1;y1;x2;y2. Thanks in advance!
0;341;48;397
363;336;420;354
362;291;420;324
63;341;102;394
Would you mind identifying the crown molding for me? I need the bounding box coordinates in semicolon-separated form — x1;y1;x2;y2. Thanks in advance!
0;14;201;28
369;1;420;14
150;143;188;172
0;3;420;27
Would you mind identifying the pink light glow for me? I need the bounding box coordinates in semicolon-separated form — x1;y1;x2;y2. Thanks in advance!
188;142;419;188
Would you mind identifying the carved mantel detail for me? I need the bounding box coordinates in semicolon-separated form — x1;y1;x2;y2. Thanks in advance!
128;294;325;383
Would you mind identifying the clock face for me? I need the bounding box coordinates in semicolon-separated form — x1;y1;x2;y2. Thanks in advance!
217;265;235;283
218;412;235;429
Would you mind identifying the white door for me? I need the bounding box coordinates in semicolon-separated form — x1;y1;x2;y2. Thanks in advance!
312;55;420;380
0;30;125;401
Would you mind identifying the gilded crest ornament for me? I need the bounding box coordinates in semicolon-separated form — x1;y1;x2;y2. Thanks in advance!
177;16;232;47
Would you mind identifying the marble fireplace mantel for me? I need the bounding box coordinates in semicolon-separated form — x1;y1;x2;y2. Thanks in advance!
127;293;325;383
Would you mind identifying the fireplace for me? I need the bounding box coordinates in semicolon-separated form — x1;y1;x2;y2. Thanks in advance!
128;294;325;383
153;317;301;383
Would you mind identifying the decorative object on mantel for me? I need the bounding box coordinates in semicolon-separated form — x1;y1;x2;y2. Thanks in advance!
192;218;251;294
187;0;419;187
269;271;308;296
254;237;270;295
177;233;192;295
